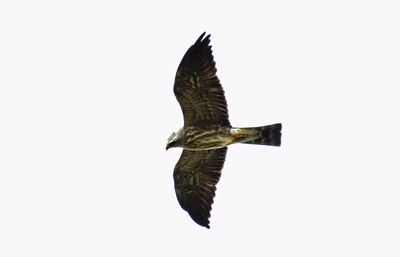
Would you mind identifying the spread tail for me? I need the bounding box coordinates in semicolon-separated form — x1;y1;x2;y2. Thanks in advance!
241;123;282;146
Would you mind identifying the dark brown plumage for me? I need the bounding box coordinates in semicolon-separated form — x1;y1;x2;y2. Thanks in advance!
173;148;227;228
173;32;231;128
168;32;282;229
172;33;229;228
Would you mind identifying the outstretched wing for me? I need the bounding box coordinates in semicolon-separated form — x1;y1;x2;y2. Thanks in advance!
174;33;231;128
173;147;227;228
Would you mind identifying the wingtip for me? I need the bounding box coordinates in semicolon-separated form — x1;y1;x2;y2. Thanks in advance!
192;215;212;229
203;218;211;229
195;32;211;44
199;221;211;229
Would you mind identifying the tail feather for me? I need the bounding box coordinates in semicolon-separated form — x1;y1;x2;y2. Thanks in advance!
241;123;282;146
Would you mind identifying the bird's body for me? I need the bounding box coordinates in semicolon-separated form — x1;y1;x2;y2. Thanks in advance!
172;126;234;150
169;125;281;151
167;32;282;228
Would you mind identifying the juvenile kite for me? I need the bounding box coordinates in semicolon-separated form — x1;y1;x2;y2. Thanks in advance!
167;32;282;228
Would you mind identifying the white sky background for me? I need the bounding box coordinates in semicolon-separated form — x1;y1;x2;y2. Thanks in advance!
1;0;399;256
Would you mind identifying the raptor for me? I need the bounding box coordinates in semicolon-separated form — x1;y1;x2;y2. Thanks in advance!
167;32;282;228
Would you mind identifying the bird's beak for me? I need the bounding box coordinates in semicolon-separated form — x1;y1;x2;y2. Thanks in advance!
166;144;170;151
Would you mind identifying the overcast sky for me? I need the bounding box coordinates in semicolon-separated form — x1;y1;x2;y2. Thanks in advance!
1;1;399;256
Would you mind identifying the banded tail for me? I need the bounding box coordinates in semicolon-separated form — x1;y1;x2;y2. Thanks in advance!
241;123;282;146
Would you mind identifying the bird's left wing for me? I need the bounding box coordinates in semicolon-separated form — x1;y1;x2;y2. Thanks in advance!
173;33;231;128
173;147;227;228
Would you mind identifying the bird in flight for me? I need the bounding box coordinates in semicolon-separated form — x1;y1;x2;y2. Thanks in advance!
167;32;282;228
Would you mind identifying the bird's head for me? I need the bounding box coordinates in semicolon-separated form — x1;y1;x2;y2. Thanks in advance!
166;131;182;150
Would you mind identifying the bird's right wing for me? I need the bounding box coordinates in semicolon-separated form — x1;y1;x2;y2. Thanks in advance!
173;147;227;228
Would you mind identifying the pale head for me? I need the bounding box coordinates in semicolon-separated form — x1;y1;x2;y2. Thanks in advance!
166;129;183;150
